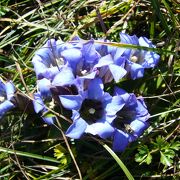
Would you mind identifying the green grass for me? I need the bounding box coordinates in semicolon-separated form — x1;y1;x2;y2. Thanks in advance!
0;0;179;179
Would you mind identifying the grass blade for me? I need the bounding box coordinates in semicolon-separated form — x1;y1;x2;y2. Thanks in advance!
102;143;134;180
0;146;60;164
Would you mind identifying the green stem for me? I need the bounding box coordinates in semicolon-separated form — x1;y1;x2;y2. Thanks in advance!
0;146;60;163
102;143;134;180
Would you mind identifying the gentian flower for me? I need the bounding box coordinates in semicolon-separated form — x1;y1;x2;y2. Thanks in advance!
33;92;55;124
112;87;150;152
32;38;100;97
93;39;127;83
60;38;100;81
59;78;125;139
0;79;16;119
119;32;160;79
32;39;64;80
94;32;160;81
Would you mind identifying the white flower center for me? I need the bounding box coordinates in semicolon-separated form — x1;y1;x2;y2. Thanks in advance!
131;56;138;63
81;70;88;75
88;108;95;114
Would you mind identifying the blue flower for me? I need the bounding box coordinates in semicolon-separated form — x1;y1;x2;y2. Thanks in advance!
119;32;160;79
93;39;127;83
59;78;125;139
94;33;160;81
60;38;100;80
93;54;127;83
32;38;102;98
112;87;150;151
32;39;63;80
33;92;55;124
0;79;16;119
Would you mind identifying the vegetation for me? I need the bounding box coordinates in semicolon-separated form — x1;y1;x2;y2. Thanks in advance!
0;0;179;179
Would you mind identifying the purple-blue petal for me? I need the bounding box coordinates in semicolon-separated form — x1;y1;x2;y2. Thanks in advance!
35;39;57;67
0;79;5;95
120;32;139;45
130;63;144;79
61;48;82;73
59;95;83;110
109;64;127;82
5;81;15;100
85;120;114;139
113;87;130;102
112;129;129;152
82;40;100;64
33;92;45;113
41;67;60;80
52;67;75;86
130;120;149;136
135;98;150;121
105;95;125;121
94;54;113;68
0;100;15;119
37;78;51;98
88;78;104;100
32;55;48;79
42;113;55;124
66;116;87;139
142;51;160;68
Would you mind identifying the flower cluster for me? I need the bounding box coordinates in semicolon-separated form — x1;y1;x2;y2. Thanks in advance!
0;32;159;152
31;32;159;151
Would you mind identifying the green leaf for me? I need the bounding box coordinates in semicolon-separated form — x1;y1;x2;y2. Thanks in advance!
54;144;67;160
42;111;56;118
153;136;168;150
160;151;173;166
170;141;180;151
135;145;152;165
146;153;153;165
0;146;60;163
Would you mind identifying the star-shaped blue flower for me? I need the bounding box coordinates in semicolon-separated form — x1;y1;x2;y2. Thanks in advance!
59;78;125;139
119;32;160;79
112;87;150;151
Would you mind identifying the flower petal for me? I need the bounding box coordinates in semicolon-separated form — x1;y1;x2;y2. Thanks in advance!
130;63;144;79
5;81;15;100
78;71;97;80
32;55;48;79
112;129;129;152
130;119;149;136
33;92;45;113
0;79;6;96
83;40;100;64
0;100;15;119
66;115;87;139
94;54;113;68
109;64;127;82
42;110;55;124
61;48;82;72
88;78;104;100
35;39;57;67
113;87;130;102
135;98;150;121
37;78;51;98
85;120;114;139
41;66;60;80
59;95;83;110
106;95;125;122
52;67;75;86
120;32;139;45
